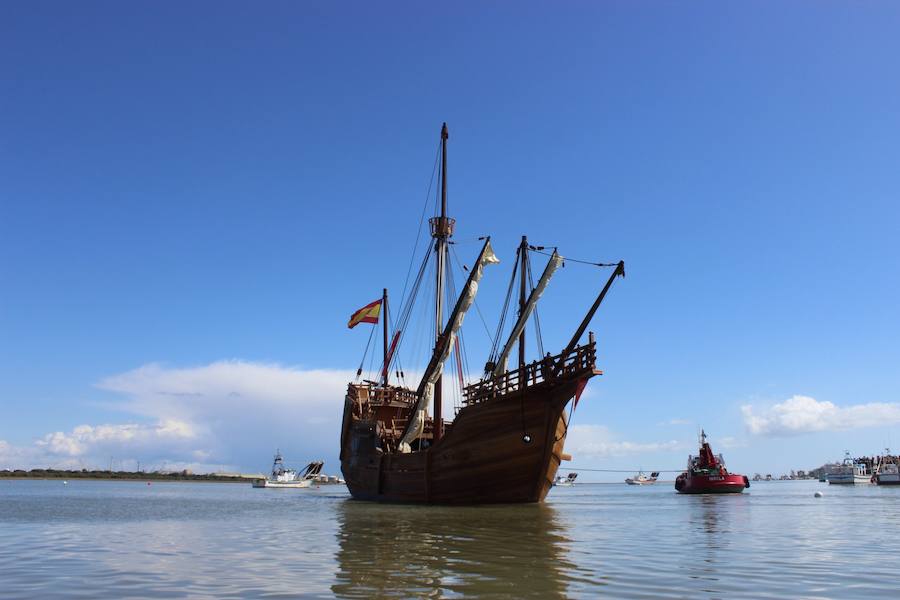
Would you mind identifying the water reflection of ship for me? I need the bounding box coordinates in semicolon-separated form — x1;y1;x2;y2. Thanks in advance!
332;500;575;598
679;491;751;588
679;495;729;588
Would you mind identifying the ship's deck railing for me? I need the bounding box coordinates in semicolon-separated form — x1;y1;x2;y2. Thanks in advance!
462;340;596;406
349;383;417;408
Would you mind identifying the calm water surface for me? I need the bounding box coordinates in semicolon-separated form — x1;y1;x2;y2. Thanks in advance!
1;479;898;598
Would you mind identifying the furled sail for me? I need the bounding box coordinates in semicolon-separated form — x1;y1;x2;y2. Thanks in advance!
492;250;563;378
399;239;500;452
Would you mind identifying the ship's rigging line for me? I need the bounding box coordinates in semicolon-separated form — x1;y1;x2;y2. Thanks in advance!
355;322;377;381
396;141;441;321
376;141;439;385
487;242;553;373
384;246;432;385
444;256;474;413
445;261;461;411
525;251;545;358
366;317;378;382
529;246;619;269
384;222;477;399
487;247;519;371
449;244;493;344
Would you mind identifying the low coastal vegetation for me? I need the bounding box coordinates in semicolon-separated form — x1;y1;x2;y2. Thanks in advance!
0;469;247;482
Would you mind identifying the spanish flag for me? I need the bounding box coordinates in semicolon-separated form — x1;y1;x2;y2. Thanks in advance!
347;299;382;329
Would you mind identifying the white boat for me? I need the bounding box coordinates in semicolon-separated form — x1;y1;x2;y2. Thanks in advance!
625;471;659;485
553;473;578;487
252;451;325;488
826;452;871;485
874;449;900;486
314;473;347;485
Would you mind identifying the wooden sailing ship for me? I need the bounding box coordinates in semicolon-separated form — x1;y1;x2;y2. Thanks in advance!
339;123;624;504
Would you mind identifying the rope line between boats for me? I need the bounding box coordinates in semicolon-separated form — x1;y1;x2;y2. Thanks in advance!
566;467;684;473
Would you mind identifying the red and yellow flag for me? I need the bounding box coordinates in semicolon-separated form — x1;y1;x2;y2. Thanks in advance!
347;299;382;329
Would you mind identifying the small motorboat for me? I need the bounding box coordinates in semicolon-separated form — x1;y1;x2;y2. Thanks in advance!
674;430;749;494
553;473;578;487
252;451;325;488
625;471;659;485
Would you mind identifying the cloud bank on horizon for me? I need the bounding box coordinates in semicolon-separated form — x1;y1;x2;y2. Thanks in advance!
1;361;354;472
741;395;900;436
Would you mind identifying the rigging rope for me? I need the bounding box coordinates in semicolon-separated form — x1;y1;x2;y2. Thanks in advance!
355;322;377;381
487;246;519;370
444;259;473;412
528;246;619;268
365;321;378;382
450;244;493;343
391;248;431;378
525;251;545;359
398;143;440;318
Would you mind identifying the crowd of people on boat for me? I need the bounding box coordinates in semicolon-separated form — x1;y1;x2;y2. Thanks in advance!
853;453;899;472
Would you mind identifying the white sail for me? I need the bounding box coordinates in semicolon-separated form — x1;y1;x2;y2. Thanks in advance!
399;241;500;452
492;250;563;378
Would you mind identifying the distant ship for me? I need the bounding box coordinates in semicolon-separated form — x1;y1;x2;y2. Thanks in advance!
675;430;749;494
874;450;900;485
339;123;625;504
826;452;870;485
252;450;324;488
625;471;659;485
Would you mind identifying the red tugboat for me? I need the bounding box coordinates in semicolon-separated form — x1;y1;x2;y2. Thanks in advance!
675;430;749;494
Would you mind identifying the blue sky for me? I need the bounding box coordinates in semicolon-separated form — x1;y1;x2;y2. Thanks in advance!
2;2;899;479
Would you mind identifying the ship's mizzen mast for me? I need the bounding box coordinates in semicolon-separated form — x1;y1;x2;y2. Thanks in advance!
399;236;499;453
492;245;563;378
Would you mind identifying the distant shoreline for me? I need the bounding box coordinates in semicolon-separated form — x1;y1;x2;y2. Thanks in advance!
1;470;258;483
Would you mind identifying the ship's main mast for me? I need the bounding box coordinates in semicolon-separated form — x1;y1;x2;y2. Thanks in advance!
430;123;454;443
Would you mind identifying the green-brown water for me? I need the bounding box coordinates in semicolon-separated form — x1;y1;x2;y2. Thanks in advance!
1;479;897;598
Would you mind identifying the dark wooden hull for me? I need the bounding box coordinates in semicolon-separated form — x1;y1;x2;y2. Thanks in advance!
340;379;581;504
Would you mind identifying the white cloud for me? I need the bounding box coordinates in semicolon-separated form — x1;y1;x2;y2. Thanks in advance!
96;361;352;422
741;395;900;436
35;420;196;457
566;424;682;458
3;361;356;472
